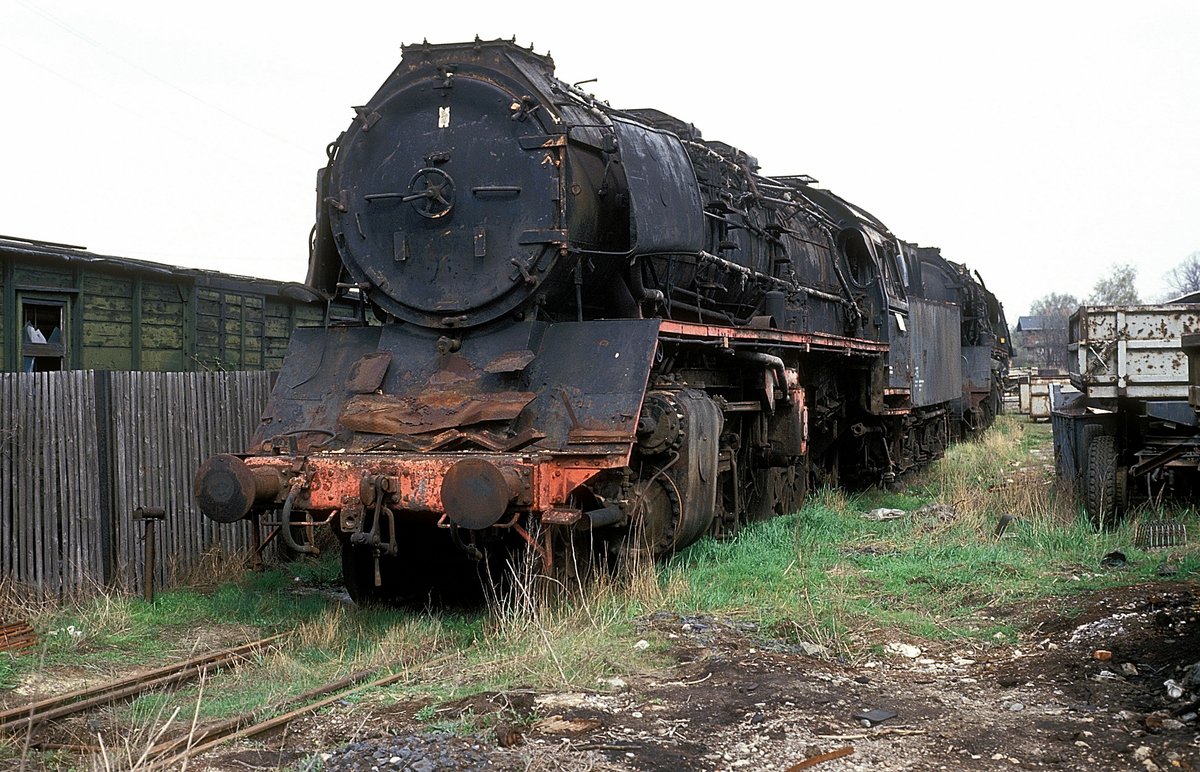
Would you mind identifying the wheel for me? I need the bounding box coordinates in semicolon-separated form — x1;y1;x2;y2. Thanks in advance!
1073;424;1102;499
1084;434;1123;527
746;462;808;522
620;478;679;563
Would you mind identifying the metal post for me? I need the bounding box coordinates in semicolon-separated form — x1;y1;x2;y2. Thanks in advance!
133;507;166;602
251;511;263;571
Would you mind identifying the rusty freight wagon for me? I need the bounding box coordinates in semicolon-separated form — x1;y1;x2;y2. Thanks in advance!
0;235;334;374
1053;303;1200;523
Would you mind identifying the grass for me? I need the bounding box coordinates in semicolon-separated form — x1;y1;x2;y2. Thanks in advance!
1;414;1198;766
663;417;1200;657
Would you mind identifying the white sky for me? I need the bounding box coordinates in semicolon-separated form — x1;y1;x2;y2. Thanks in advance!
2;1;1198;319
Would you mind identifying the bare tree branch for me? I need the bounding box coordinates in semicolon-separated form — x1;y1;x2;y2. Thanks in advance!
1164;251;1200;297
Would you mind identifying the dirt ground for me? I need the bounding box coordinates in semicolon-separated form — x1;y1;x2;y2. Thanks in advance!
184;580;1200;771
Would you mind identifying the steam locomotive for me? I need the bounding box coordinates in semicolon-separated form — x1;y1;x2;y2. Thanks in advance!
195;39;1011;603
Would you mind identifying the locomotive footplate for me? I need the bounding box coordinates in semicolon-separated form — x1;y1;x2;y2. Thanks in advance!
658;320;890;355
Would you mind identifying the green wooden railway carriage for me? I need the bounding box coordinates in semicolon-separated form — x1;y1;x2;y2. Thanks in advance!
1;236;331;373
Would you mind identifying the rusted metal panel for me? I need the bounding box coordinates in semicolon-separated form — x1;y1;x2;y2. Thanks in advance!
252;319;659;457
482;349;536;374
345;352;391;393
340;390;536;435
1069;304;1200;399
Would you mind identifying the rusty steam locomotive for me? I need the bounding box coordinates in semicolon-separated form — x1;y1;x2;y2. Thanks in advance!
195;39;1011;603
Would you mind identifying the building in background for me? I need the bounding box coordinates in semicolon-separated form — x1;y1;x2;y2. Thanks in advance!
1;236;333;373
1013;315;1069;371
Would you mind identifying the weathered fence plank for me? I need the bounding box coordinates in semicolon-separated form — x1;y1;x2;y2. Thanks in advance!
1;376;12;578
0;370;268;597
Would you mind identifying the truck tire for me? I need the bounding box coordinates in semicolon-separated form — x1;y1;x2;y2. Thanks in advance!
1071;423;1103;500
1084;434;1121;527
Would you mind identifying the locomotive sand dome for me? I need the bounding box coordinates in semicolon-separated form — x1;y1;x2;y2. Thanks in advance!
197;39;1011;604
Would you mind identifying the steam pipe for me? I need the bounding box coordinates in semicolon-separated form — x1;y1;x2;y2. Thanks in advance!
730;350;790;405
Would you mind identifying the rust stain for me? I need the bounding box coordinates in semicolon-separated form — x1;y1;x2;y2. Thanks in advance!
483;349;536;373
340;390;535;435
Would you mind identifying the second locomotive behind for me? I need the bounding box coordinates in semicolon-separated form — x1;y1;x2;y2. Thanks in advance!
195;39;1011;603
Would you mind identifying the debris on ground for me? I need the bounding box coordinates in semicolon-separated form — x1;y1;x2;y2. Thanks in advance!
863;508;905;521
172;582;1200;772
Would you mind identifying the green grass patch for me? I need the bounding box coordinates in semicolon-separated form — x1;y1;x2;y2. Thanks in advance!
663;416;1199;657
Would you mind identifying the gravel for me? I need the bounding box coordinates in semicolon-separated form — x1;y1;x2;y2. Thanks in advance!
319;732;497;771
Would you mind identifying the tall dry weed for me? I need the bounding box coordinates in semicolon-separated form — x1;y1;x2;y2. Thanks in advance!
373;616;453;668
32;588;136;653
168;546;253;590
914;417;1071;528
0;577;50;622
296;605;346;650
475;538;681;688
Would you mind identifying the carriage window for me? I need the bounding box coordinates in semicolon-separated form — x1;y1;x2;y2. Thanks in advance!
21;298;67;372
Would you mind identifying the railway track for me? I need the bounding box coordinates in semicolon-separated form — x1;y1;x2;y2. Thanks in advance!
141;662;433;769
0;622;36;653
4;632;456;768
25;664;409;765
0;633;289;736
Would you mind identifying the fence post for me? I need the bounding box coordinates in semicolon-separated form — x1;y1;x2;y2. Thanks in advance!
134;506;166;602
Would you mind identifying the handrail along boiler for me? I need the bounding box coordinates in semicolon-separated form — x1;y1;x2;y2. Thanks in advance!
194;40;1011;603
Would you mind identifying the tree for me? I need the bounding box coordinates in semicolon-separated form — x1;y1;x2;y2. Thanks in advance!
1164;251;1200;298
1029;292;1080;319
1087;263;1141;305
1020;292;1079;370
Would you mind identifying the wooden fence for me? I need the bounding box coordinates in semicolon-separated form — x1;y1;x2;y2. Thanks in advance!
0;371;270;597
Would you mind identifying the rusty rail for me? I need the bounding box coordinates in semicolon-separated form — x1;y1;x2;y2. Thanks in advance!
0;633;289;734
19;648;462;767
0;622;36;653
144;666;400;768
30;664;408;763
144;653;458;769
